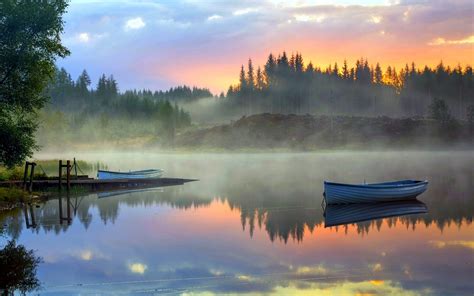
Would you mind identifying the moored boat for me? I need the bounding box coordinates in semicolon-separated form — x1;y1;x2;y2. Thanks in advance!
323;180;428;204
324;200;428;227
97;169;163;180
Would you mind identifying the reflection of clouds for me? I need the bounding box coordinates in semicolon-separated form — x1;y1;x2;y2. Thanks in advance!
429;240;474;250
187;280;427;295
80;250;93;261
72;249;107;261
236;274;253;281
128;263;148;274
370;263;383;272
403;264;413;280
296;264;328;275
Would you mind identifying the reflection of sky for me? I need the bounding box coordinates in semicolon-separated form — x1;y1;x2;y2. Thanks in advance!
2;151;473;295
58;0;474;93
12;198;473;295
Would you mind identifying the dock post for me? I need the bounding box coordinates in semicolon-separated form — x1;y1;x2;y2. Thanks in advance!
58;160;62;191
58;195;63;224
28;162;36;193
23;161;29;190
66;160;71;192
66;192;72;224
23;204;30;227
29;203;36;228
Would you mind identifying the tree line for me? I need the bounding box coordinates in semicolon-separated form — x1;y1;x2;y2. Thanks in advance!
226;52;474;120
47;67;198;129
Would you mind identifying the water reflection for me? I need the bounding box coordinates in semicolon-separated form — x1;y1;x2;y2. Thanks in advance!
0;152;473;295
324;200;428;227
2;183;471;244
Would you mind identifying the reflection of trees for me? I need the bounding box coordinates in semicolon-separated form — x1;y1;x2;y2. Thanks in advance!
0;187;214;236
0;160;472;243
0;240;41;295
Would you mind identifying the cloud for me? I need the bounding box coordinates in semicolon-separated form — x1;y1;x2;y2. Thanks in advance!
77;32;90;43
428;35;474;46
233;8;259;16
294;14;326;23
207;14;223;21
370;15;382;23
58;0;473;93
128;262;148;274
125;17;146;31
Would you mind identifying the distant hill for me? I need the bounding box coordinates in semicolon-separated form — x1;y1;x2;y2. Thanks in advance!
176;113;473;150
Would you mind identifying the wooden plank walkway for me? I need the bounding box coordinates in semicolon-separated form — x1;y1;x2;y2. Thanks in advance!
0;178;198;191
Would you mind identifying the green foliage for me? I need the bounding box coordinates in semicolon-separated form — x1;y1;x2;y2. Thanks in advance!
0;0;69;167
429;98;452;122
0;240;42;295
0;159;107;181
0;188;29;204
226;52;474;118
0;109;38;168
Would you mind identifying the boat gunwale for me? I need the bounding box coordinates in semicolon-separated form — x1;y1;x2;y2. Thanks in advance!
324;180;428;189
98;169;163;176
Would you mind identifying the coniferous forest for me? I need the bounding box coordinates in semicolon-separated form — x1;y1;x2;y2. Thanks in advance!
224;52;473;120
38;67;212;148
39;53;474;150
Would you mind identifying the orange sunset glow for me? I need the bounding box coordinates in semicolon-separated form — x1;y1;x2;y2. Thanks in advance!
60;0;473;93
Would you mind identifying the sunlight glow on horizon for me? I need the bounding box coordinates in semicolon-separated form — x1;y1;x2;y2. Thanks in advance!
59;0;474;94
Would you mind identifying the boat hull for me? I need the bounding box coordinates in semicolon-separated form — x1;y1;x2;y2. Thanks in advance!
324;180;428;204
97;169;163;180
324;200;428;227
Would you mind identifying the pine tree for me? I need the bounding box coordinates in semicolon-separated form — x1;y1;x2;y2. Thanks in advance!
256;66;265;90
342;59;349;79
247;59;255;91
295;53;304;73
76;69;91;98
264;53;276;87
333;62;339;78
239;65;247;93
374;63;383;84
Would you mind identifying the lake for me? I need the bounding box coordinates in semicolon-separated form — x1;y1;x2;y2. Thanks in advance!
1;151;473;295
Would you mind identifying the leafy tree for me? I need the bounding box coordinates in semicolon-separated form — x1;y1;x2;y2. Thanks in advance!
0;240;42;295
0;0;69;167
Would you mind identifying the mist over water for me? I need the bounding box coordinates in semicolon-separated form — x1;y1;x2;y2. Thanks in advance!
2;150;471;295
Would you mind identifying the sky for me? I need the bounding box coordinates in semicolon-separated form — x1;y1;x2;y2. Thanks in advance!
58;0;474;94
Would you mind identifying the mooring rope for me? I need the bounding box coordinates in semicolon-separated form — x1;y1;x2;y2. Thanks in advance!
37;164;48;176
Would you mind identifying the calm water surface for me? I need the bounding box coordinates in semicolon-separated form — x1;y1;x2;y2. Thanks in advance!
1;151;473;295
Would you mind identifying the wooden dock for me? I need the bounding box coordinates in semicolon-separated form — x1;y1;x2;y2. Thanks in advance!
0;177;198;191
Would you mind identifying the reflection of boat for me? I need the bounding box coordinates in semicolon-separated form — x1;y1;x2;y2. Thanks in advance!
323;180;428;204
97;187;164;198
324;200;428;227
97;169;163;180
